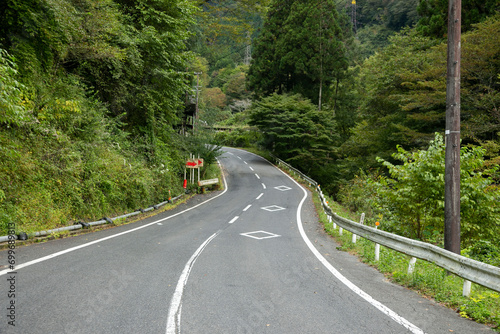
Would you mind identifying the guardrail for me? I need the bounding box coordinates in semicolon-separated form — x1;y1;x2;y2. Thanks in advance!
0;194;184;244
271;154;500;295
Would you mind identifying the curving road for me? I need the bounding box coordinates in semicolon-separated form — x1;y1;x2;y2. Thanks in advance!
0;148;492;333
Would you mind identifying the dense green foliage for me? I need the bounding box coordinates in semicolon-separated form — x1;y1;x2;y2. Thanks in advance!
249;93;336;166
417;0;499;38
0;0;213;236
352;0;419;57
342;134;499;245
248;0;350;108
189;0;267;71
342;15;500;173
248;93;343;193
0;49;26;125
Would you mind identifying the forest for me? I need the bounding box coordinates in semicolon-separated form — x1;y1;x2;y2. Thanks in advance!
0;1;499;260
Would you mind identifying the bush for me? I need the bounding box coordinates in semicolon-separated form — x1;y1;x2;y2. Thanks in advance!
463;241;500;267
339;133;500;245
214;128;261;148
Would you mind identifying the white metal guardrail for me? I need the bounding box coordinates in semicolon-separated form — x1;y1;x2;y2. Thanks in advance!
0;194;183;244
272;154;500;294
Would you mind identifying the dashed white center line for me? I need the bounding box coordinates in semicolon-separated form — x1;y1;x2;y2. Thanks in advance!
255;174;260;179
262;183;266;189
256;193;264;200
228;216;239;224
244;161;248;164
249;167;254;171
237;156;242;160
243;205;252;212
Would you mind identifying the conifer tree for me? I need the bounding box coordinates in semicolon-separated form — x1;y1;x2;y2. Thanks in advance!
248;0;349;109
247;0;294;97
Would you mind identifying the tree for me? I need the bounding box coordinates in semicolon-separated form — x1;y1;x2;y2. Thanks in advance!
279;0;348;109
373;133;499;244
247;0;294;97
249;93;337;171
248;0;349;108
460;14;500;144
341;29;442;171
417;0;499;38
352;0;419;58
188;0;268;72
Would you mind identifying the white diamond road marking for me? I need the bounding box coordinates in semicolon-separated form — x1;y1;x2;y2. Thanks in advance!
240;231;281;240
274;185;292;191
261;205;285;212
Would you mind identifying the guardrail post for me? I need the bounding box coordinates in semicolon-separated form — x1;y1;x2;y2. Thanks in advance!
353;213;365;243
463;280;472;297
330;215;336;229
375;243;380;261
339;227;343;236
408;257;417;274
374;222;380;261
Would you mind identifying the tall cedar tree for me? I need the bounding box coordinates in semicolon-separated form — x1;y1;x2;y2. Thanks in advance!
280;0;347;109
248;0;348;108
247;0;294;96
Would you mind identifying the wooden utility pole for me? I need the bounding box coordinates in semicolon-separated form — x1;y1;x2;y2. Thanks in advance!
194;72;202;133
444;0;461;255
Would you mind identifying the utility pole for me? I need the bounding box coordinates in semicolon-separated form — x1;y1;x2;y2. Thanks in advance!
444;0;461;255
193;72;202;133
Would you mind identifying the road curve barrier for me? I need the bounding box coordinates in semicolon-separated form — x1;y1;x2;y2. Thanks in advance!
271;154;500;294
0;194;184;244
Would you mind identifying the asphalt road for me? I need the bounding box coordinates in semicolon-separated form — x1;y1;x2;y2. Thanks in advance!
0;148;492;333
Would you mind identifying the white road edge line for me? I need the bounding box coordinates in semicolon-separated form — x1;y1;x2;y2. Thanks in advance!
228;216;239;224
0;159;229;278
277;167;426;334
256;193;264;200
166;231;220;334
243;205;252;212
